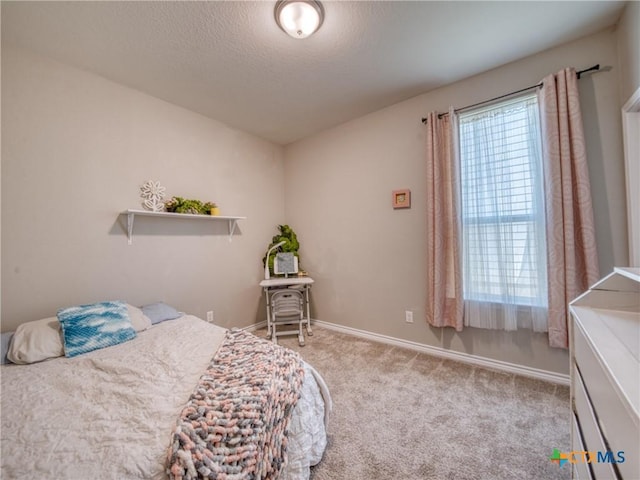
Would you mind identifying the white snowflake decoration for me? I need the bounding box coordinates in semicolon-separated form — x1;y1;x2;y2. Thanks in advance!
140;180;166;212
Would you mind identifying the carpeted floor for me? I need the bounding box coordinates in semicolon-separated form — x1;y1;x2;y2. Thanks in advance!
258;325;571;480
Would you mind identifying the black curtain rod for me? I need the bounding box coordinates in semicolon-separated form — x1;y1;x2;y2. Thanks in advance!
421;64;600;123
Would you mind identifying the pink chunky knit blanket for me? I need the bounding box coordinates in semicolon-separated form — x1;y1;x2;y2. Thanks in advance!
166;328;305;480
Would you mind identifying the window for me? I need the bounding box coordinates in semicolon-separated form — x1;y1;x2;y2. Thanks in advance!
458;93;548;331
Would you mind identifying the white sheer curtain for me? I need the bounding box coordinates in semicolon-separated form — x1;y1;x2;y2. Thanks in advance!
459;94;548;332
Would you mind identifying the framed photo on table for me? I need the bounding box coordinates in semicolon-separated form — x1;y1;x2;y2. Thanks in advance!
274;252;298;275
392;189;411;209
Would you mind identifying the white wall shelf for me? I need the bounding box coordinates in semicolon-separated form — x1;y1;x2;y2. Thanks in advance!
122;209;246;244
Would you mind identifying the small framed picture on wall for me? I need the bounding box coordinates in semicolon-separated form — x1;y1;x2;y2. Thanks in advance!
392;189;411;209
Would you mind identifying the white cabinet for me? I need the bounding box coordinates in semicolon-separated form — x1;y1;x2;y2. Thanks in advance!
569;267;639;480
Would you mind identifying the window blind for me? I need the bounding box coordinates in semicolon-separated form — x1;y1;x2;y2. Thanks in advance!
458;93;547;330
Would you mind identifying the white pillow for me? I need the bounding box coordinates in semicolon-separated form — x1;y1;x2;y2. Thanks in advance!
7;305;151;364
126;304;152;332
7;317;64;364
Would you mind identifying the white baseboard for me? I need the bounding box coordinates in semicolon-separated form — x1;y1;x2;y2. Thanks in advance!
245;318;569;385
243;320;267;332
311;319;570;386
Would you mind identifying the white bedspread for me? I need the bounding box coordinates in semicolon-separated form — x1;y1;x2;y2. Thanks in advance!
0;315;328;479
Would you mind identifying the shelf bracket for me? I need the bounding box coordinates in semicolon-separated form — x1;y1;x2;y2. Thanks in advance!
127;212;135;245
228;219;239;242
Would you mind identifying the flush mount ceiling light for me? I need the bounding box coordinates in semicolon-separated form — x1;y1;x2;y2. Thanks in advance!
274;0;324;39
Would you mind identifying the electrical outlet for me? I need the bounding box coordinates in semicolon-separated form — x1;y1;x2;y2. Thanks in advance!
405;310;414;323
206;311;214;323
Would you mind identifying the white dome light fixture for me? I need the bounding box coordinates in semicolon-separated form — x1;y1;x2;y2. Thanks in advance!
275;0;324;39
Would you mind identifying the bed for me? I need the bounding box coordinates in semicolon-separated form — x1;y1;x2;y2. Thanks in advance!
0;304;331;480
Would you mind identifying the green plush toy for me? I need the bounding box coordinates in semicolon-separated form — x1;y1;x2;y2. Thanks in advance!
263;224;300;275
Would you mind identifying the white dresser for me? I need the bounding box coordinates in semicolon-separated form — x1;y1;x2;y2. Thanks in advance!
569;267;639;480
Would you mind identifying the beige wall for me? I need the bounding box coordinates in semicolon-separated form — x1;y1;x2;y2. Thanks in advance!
1;46;284;331
1;24;632;374
283;29;627;374
616;1;640;103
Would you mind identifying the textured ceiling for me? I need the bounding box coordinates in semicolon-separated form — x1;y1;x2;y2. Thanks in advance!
1;1;626;145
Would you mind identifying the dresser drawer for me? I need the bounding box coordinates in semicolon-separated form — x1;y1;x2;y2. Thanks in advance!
571;411;592;480
573;366;616;479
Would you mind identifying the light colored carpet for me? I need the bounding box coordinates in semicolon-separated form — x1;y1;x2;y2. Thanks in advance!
259;325;571;480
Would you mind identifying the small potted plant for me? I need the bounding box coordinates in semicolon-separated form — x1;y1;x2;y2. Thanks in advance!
165;197;219;215
207;203;220;216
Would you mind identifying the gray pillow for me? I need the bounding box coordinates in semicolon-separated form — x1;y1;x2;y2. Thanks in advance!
141;302;182;324
1;332;15;364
